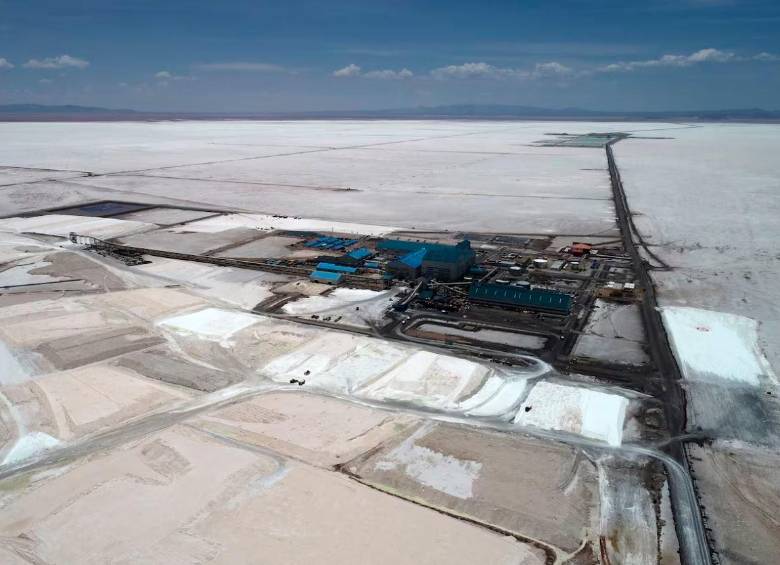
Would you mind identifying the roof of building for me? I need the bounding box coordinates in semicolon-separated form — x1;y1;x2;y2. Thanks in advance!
399;248;427;268
376;239;426;252
305;236;360;250
347;247;373;260
469;282;571;312
310;270;342;282
316;262;358;273
424;241;474;263
315;255;360;266
378;238;474;265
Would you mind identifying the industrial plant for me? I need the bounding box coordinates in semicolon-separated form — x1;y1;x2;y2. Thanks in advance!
54;199;646;380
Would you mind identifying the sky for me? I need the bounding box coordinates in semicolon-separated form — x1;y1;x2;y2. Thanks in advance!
0;0;779;112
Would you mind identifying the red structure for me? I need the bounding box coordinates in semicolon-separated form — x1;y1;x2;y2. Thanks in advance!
570;242;593;256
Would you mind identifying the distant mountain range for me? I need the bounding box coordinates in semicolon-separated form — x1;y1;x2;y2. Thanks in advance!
0;104;138;114
1;103;779;122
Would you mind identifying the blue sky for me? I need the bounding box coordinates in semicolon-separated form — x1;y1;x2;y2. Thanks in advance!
0;0;778;111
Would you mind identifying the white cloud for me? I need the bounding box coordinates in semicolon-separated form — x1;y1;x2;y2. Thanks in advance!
333;63;362;77
0;57;14;69
196;62;286;72
154;70;190;81
23;54;90;69
363;68;413;80
597;48;736;72
431;62;493;79
333;64;413;79
754;52;779;62
430;62;529;80
332;47;776;84
430;61;572;80
532;61;573;77
687;48;736;63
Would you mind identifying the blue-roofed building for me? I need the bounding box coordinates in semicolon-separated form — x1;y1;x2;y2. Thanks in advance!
310;270;342;284
383;239;476;281
347;247;373;261
316;262;358;274
305;236;360;250
377;239;426;253
387;248;426;279
468;282;571;313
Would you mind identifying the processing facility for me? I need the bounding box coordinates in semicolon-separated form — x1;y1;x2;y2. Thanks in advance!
381;239;476;281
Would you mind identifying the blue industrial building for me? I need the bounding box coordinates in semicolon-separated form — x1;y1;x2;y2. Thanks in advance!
305;236;360;250
468;282;571;313
310;270;342;284
316;262;358;274
347;247;373;261
381;239;476;281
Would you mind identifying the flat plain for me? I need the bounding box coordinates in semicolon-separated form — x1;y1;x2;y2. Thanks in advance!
1;119;778;564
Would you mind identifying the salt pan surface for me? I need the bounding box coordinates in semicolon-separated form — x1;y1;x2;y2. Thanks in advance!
0;214;154;240
258;329;538;415
0;233;55;264
0;341;33;385
416;324;546;349
137;258;277;309
375;426;482;499
282;288;396;327
0;260;68;287
662;307;775;386
158;307;261;342
2;432;61;465
463;378;528;418
514;381;629;446
171;213;398;237
358;351;487;410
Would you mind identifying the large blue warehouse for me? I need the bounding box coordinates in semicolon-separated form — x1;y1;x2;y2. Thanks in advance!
468;282;572;313
381;239;476;282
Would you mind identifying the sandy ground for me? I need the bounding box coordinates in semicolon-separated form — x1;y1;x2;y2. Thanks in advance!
0;291;168;377
113;206;218;226
415;323;547;349
91;287;209;322
573;299;648;365
348;422;599;556
192;391;418;468
133;257;287;310
274;278;331;296
0;232;58;265
215;234;303;258
116;226;263;255
0;423;543;565
0;287;213;462
0;249;129;298
688;442;780;564
116;347;244;392
0;214;157;240
0;166;85;185
597;458;662;565
1;363;192;458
